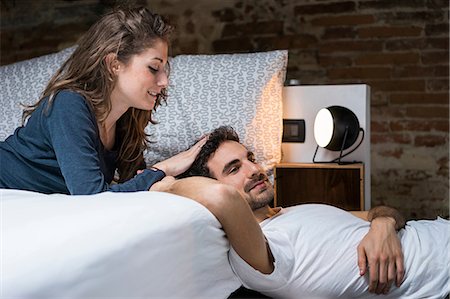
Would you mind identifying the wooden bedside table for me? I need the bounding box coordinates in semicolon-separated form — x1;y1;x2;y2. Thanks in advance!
273;163;364;211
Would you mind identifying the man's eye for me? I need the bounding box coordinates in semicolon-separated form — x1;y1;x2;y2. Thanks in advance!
229;167;238;174
248;156;256;163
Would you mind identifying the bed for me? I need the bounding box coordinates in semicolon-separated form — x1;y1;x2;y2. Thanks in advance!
0;47;287;297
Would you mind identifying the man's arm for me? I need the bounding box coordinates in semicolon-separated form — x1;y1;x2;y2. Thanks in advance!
367;206;406;231
350;206;406;230
151;176;274;274
351;206;405;295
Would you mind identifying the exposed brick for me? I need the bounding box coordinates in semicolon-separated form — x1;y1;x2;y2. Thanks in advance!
406;106;449;118
393;66;448;78
435;66;449;76
212;8;237;22
371;105;405;118
390;120;449;132
425;23;449;36
322;27;357;40
254;36;295;51
384;37;449;51
185;20;195;34
311;14;375;26
422;51;450;64
390;93;449;105
328;67;391;79
222;20;283;37
288;50;320;65
212;37;253;53
370;92;389;106
368;80;426;92
415;135;447;147
358;26;422;38
254;36;291;50
404;170;434;181
371;133;412;144
427;79;450;92
318;55;352;67
183;9;193;17
385;11;448;23
379;148;404;158
295;2;355;15
426;0;450;9
175;38;199;54
371;121;390;132
319;40;382;53
355;53;420;65
437;156;450;177
290;34;319;48
427;37;450;49
359;0;426;10
385;39;426;51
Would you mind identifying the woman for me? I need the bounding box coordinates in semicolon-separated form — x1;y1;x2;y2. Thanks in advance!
0;7;205;195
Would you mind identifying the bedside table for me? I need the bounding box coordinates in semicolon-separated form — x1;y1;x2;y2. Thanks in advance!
273;163;364;211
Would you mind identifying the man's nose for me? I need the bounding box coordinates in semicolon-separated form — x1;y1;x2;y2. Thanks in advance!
244;161;261;178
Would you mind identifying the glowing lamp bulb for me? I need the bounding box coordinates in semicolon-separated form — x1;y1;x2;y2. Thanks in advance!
314;108;334;148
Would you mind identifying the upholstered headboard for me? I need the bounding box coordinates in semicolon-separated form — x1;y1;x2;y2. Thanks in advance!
0;48;287;169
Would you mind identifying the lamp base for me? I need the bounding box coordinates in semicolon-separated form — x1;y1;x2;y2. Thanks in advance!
312;128;365;164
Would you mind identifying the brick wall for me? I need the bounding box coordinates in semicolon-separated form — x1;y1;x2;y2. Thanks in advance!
1;0;448;219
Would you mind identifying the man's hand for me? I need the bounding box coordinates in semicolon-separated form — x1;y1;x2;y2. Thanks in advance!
357;217;404;294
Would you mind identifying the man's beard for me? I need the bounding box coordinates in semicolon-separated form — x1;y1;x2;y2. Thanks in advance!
248;187;274;210
244;173;275;210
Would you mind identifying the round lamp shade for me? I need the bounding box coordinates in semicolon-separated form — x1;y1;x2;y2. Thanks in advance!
314;106;360;151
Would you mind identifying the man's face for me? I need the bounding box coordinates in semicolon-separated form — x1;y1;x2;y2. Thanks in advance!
206;140;274;210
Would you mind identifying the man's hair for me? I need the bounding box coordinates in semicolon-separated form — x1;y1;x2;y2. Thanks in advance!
177;126;240;179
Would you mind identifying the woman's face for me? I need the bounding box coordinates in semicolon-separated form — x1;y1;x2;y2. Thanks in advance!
111;39;169;112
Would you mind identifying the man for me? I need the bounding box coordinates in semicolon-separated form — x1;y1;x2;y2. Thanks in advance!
152;126;449;298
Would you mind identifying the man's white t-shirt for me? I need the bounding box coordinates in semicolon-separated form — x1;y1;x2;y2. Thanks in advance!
229;204;449;299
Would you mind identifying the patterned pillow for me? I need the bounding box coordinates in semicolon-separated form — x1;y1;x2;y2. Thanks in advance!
0;48;287;169
145;50;287;170
0;47;75;140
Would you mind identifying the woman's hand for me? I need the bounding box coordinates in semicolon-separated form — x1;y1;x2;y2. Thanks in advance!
152;135;208;177
357;217;404;294
149;176;176;191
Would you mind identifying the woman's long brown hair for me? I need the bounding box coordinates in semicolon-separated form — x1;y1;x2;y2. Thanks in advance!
22;7;173;182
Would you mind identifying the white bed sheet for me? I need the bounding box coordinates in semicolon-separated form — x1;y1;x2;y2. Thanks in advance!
1;189;240;298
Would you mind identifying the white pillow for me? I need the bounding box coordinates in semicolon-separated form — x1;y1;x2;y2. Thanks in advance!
145;50;287;170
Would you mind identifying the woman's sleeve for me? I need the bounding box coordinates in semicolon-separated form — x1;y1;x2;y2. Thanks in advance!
44;91;164;195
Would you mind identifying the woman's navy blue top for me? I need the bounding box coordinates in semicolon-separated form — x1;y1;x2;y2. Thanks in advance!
0;90;165;195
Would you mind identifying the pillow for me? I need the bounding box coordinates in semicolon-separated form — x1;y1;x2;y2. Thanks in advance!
144;50;288;170
0;48;287;170
0;47;75;141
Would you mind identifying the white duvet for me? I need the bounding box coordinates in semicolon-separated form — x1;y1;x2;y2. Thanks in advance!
1;189;240;298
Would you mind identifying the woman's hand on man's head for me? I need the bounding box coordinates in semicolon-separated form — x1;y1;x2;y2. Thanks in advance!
152;135;208;177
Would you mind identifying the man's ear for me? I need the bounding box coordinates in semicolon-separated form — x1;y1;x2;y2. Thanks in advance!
105;53;120;74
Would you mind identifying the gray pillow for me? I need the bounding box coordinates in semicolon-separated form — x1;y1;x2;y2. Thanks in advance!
0;48;287;169
145;50;287;170
0;47;75;140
